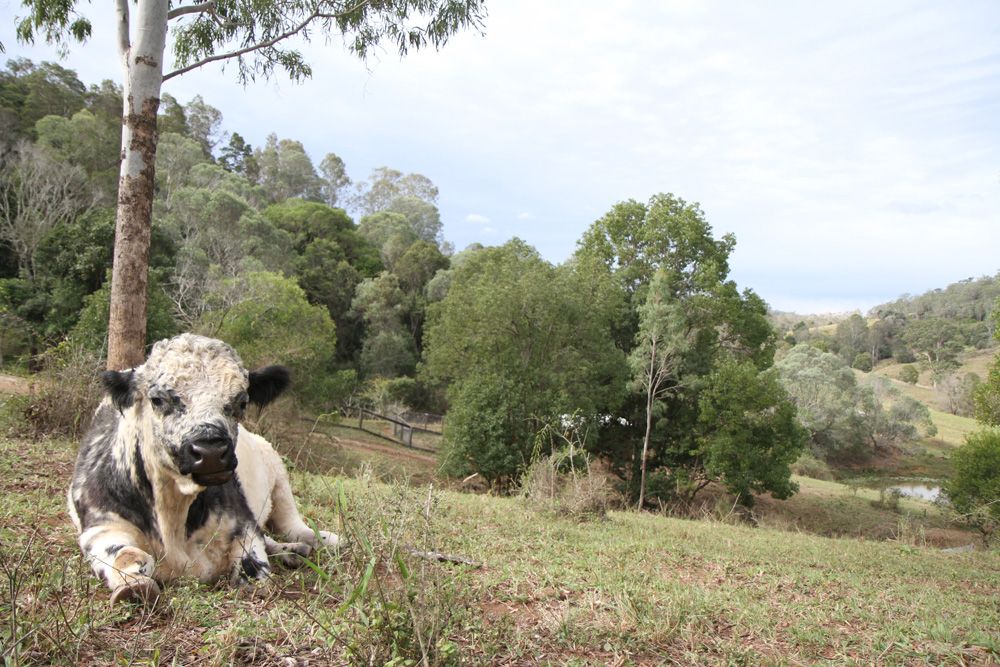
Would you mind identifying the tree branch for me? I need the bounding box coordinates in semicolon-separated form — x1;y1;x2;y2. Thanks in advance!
162;0;375;82
115;0;130;56
167;2;217;20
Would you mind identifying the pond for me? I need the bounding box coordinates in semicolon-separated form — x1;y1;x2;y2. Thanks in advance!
888;483;942;502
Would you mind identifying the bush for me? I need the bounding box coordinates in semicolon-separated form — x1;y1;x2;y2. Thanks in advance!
519;450;614;520
944;430;1000;543
899;364;919;384
791;452;834;480
21;344;103;438
852;352;873;372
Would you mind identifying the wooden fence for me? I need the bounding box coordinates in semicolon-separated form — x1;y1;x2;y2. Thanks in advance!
337;406;441;453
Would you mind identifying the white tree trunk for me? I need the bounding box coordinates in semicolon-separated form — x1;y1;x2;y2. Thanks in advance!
638;335;657;510
107;0;169;370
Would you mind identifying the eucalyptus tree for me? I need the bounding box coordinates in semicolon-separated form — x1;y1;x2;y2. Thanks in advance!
16;0;487;370
630;269;691;509
319;152;350;208
576;193;778;503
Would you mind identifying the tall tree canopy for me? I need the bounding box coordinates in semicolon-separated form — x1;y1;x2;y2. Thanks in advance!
423;239;626;489
16;0;487;369
576;193;785;505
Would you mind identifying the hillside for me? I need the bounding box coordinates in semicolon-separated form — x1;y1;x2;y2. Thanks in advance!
2;433;998;666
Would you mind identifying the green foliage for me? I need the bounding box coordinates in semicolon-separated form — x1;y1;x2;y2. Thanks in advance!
35;108;119;202
835;314;869;365
902;317;966;366
70;271;180;355
781;347;937;460
852;352;873;372
576;193;779;503
873;273;1000;323
974;301;1000;426
0;59;86;136
352;271;417;378
944;430;1000;541
696;360;806;505
264;198;381;276
426;240;626;488
351;167;440;217
438;374;528;487
360;329;418;379
197;271;338;407
899;364;920;384
790;452;834;480
254;133;324;203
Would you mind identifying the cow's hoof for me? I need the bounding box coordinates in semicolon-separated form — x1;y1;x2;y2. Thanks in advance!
319;531;347;553
110;577;161;607
269;542;312;568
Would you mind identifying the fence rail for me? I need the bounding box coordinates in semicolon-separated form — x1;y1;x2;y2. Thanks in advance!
331;406;440;453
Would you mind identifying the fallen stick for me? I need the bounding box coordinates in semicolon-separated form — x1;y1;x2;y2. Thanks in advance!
403;546;482;568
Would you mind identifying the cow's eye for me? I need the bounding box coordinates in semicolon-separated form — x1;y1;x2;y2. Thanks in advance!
226;395;249;418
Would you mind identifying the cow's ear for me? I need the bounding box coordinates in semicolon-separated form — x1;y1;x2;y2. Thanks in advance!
101;370;136;411
248;365;291;407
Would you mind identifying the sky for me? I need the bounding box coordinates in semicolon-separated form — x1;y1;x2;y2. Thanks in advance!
2;0;999;314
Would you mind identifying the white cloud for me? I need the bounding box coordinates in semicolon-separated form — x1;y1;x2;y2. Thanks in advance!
517;212;533;220
465;213;491;225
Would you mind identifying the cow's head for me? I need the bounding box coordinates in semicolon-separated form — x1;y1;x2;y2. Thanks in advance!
101;334;290;487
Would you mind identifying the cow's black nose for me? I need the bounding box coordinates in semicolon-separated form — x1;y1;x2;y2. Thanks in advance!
182;424;236;485
190;440;233;470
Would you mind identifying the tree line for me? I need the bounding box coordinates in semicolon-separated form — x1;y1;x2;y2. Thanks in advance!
1;59;966;509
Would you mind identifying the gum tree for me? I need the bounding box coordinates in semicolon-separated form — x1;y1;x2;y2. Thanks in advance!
15;0;486;369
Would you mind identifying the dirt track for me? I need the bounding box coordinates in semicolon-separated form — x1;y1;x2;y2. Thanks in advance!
330;433;437;465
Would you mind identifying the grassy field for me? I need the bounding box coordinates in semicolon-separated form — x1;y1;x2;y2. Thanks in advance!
1;434;998;666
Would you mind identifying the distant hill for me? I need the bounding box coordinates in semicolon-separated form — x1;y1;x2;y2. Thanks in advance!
768;310;856;333
869;273;1000;322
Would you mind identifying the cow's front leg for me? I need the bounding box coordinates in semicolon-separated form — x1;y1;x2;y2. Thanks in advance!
229;525;273;587
79;523;161;606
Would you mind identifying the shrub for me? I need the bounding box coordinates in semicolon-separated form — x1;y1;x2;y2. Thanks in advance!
852;352;873;372
21;344;103;438
519;450;614;520
899;364;919;384
944;430;1000;543
791;452;834;480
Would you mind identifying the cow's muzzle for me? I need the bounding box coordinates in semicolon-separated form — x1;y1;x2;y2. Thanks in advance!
180;424;237;486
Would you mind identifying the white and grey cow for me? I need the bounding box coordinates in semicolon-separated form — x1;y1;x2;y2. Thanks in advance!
68;333;340;605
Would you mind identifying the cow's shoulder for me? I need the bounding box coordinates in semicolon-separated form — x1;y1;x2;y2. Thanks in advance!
72;402;156;536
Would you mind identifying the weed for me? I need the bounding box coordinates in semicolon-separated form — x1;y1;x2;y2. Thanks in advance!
19;344;102;439
519;450;615;520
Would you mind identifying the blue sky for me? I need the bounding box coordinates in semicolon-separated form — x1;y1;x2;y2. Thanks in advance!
2;0;999;314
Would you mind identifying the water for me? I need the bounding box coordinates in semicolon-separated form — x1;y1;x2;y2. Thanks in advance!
889;484;942;502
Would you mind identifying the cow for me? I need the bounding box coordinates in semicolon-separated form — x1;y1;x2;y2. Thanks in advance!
68;333;341;605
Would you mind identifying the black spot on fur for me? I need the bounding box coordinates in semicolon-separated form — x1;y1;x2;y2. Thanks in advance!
101;369;135;412
106;544;124;557
73;412;157;538
248;365;291;407
240;555;269;580
185;474;256;537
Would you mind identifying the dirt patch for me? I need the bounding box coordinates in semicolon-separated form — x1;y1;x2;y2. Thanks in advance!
0;373;37;395
331;434;437;465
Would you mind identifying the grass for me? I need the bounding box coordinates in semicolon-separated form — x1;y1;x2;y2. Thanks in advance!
2;433;999;665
